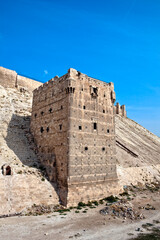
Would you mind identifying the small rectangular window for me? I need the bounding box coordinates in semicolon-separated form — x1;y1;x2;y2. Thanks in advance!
79;126;82;130
93;122;97;130
59;124;62;130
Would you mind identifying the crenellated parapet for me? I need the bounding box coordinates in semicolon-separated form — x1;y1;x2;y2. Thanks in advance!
114;102;127;117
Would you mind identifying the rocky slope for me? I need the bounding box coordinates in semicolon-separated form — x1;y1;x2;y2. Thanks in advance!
0;84;160;214
0;85;59;215
116;115;160;186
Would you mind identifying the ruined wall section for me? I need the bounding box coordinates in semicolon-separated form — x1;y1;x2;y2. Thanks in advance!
0;67;17;88
67;69;119;204
30;74;70;204
114;102;127;117
0;66;42;91
17;75;42;91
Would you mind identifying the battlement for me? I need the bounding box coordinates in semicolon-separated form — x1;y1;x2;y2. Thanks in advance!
114;102;127;117
33;68;116;104
0;66;42;92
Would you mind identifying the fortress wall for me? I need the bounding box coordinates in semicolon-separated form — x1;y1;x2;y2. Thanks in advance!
67;68;120;204
0;66;42;92
17;75;42;92
114;102;127;117
31;68;121;206
30;73;70;205
67;180;121;206
0;67;17;88
0;173;59;215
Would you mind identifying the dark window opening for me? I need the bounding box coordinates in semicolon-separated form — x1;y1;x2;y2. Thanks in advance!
40;127;44;133
66;87;75;94
83;106;86;109
81;88;83;91
79;126;82;130
53;162;56;167
93;122;97;130
104;94;106;97
91;86;98;98
93;87;97;94
77;71;81;76
6;166;11;175
103;110;105;113
46;127;49;132
2;165;12;176
34;113;37;118
61;105;63;110
107;129;110;133
49;108;52;113
59;124;62;130
102;147;105;151
85;146;88;151
41;111;44;116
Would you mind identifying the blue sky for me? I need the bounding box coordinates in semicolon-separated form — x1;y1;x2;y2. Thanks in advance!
0;0;160;136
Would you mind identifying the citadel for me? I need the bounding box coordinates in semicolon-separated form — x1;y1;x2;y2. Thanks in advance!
1;66;159;215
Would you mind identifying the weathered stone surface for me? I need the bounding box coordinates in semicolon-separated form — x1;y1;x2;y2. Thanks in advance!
115;115;160;185
0;66;42;91
0;66;160;215
30;68;119;205
114;103;126;117
0;85;59;215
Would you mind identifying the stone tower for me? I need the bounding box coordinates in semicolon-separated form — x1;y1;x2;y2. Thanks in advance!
30;68;120;206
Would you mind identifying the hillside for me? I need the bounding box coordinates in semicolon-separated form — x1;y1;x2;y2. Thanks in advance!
0;85;59;215
0;84;160;214
116;115;160;186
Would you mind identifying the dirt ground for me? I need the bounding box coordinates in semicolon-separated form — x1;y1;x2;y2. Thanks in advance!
0;185;160;240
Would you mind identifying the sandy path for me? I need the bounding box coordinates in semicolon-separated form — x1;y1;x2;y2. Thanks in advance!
0;206;159;240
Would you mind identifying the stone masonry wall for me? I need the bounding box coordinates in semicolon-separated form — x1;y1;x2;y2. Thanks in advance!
0;67;17;88
66;69;119;204
0;173;59;215
30;74;70;205
0;66;42;92
31;68;121;206
114;102;126;117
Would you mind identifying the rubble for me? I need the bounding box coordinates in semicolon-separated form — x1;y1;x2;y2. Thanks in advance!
100;201;145;220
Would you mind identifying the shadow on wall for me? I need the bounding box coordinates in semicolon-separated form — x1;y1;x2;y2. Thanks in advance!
5;113;60;203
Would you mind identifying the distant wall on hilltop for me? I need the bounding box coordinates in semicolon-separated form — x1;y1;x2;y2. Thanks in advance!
0;66;42;92
0;67;17;88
